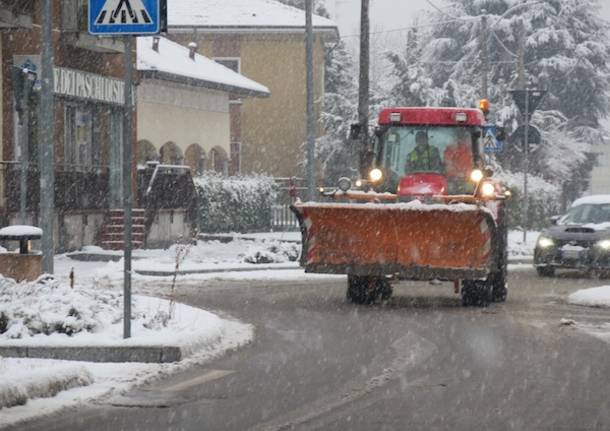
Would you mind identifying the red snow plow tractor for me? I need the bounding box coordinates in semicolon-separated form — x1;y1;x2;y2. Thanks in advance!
291;105;510;306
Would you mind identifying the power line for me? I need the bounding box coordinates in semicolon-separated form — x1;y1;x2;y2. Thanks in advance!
340;15;479;39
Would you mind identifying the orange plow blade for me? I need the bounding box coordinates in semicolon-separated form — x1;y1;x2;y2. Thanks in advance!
291;201;497;281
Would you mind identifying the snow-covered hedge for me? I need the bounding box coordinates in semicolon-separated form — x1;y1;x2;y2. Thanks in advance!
194;173;278;233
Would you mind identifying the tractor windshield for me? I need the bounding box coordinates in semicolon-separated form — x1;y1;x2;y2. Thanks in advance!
380;125;480;193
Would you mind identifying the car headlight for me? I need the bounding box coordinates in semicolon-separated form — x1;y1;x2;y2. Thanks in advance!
480;182;495;197
368;168;383;183
537;237;555;248
470;169;484;183
597;240;610;250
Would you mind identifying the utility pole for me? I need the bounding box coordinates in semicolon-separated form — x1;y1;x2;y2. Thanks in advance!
516;19;526;90
305;0;316;201
123;37;134;339
358;0;370;176
40;0;54;273
516;19;528;242
18;72;32;224
480;12;489;100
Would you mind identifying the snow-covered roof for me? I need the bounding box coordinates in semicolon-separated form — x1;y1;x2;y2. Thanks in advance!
571;195;610;207
168;0;338;38
137;36;270;97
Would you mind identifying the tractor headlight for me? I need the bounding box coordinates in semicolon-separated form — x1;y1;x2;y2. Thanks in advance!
368;168;383;183
481;182;495;197
537;237;555;249
596;240;610;250
337;177;352;192
355;179;363;188
470;169;484;183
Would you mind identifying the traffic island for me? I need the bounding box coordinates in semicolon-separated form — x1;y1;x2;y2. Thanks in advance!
0;275;252;364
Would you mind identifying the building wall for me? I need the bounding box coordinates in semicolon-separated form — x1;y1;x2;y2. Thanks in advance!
1;1;129;252
136;80;231;167
172;32;326;178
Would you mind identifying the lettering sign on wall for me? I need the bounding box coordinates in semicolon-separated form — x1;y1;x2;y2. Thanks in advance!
13;56;126;106
53;67;125;106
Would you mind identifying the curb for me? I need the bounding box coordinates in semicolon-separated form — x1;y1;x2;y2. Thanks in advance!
199;233;301;244
0;345;183;363
508;257;533;265
135;264;301;277
66;252;145;262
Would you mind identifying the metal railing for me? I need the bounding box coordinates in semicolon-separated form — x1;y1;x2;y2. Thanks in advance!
270;177;305;232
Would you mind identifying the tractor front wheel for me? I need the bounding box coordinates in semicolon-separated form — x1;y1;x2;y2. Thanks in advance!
461;280;492;307
346;276;392;304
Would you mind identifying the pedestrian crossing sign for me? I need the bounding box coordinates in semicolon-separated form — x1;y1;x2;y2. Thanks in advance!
482;126;504;154
89;0;161;35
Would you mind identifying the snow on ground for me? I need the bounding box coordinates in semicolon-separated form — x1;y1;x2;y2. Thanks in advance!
508;230;539;260
0;318;251;428
568;286;610;308
0;275;253;425
0;359;92;410
55;230;537;288
0;276;247;352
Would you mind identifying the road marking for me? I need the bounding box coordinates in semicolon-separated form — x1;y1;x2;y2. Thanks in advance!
161;369;235;392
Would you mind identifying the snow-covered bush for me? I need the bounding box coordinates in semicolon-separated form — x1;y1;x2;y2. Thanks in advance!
194;172;278;233
0;276;125;338
0;276;181;340
497;169;562;230
242;240;300;264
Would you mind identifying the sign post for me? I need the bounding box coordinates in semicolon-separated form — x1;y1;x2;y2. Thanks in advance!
510;88;547;242
89;0;165;339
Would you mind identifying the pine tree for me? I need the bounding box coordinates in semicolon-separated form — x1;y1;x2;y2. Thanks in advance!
317;39;359;183
414;0;610;209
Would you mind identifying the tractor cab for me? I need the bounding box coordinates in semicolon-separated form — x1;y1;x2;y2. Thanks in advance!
370;107;486;197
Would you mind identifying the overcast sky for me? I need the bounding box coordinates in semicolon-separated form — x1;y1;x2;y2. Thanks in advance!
327;0;610;40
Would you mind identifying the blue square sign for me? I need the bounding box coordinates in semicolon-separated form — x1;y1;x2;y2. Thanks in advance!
89;0;160;35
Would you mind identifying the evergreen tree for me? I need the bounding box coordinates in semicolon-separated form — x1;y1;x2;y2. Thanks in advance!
414;0;610;207
316;39;359;183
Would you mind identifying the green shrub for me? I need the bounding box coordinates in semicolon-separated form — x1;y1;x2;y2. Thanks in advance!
195;173;278;233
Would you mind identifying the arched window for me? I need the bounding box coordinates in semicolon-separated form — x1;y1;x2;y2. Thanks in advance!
208;146;229;175
185;144;206;175
136;140;158;168
159;142;183;165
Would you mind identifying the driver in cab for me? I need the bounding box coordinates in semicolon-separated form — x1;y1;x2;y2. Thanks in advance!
405;131;443;173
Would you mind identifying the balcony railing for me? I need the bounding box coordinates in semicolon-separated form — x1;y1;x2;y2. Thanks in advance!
2;163;110;213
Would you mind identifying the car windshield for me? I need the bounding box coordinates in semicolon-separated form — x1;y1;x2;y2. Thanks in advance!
560;203;610;225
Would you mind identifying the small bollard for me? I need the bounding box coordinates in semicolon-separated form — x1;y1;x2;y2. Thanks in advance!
69;267;74;288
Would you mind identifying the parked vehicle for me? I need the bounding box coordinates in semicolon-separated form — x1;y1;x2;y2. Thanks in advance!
534;195;610;277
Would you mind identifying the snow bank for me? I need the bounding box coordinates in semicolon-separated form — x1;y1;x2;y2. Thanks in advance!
0;359;92;409
508;230;540;259
0;276;224;351
568;286;610;308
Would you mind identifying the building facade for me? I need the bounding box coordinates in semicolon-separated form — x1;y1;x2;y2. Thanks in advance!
168;0;338;178
135;36;269;178
1;0;129;251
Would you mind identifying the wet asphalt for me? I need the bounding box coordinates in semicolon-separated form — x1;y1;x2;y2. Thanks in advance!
12;267;610;431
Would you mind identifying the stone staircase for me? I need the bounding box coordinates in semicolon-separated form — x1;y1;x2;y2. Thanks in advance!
99;208;146;250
